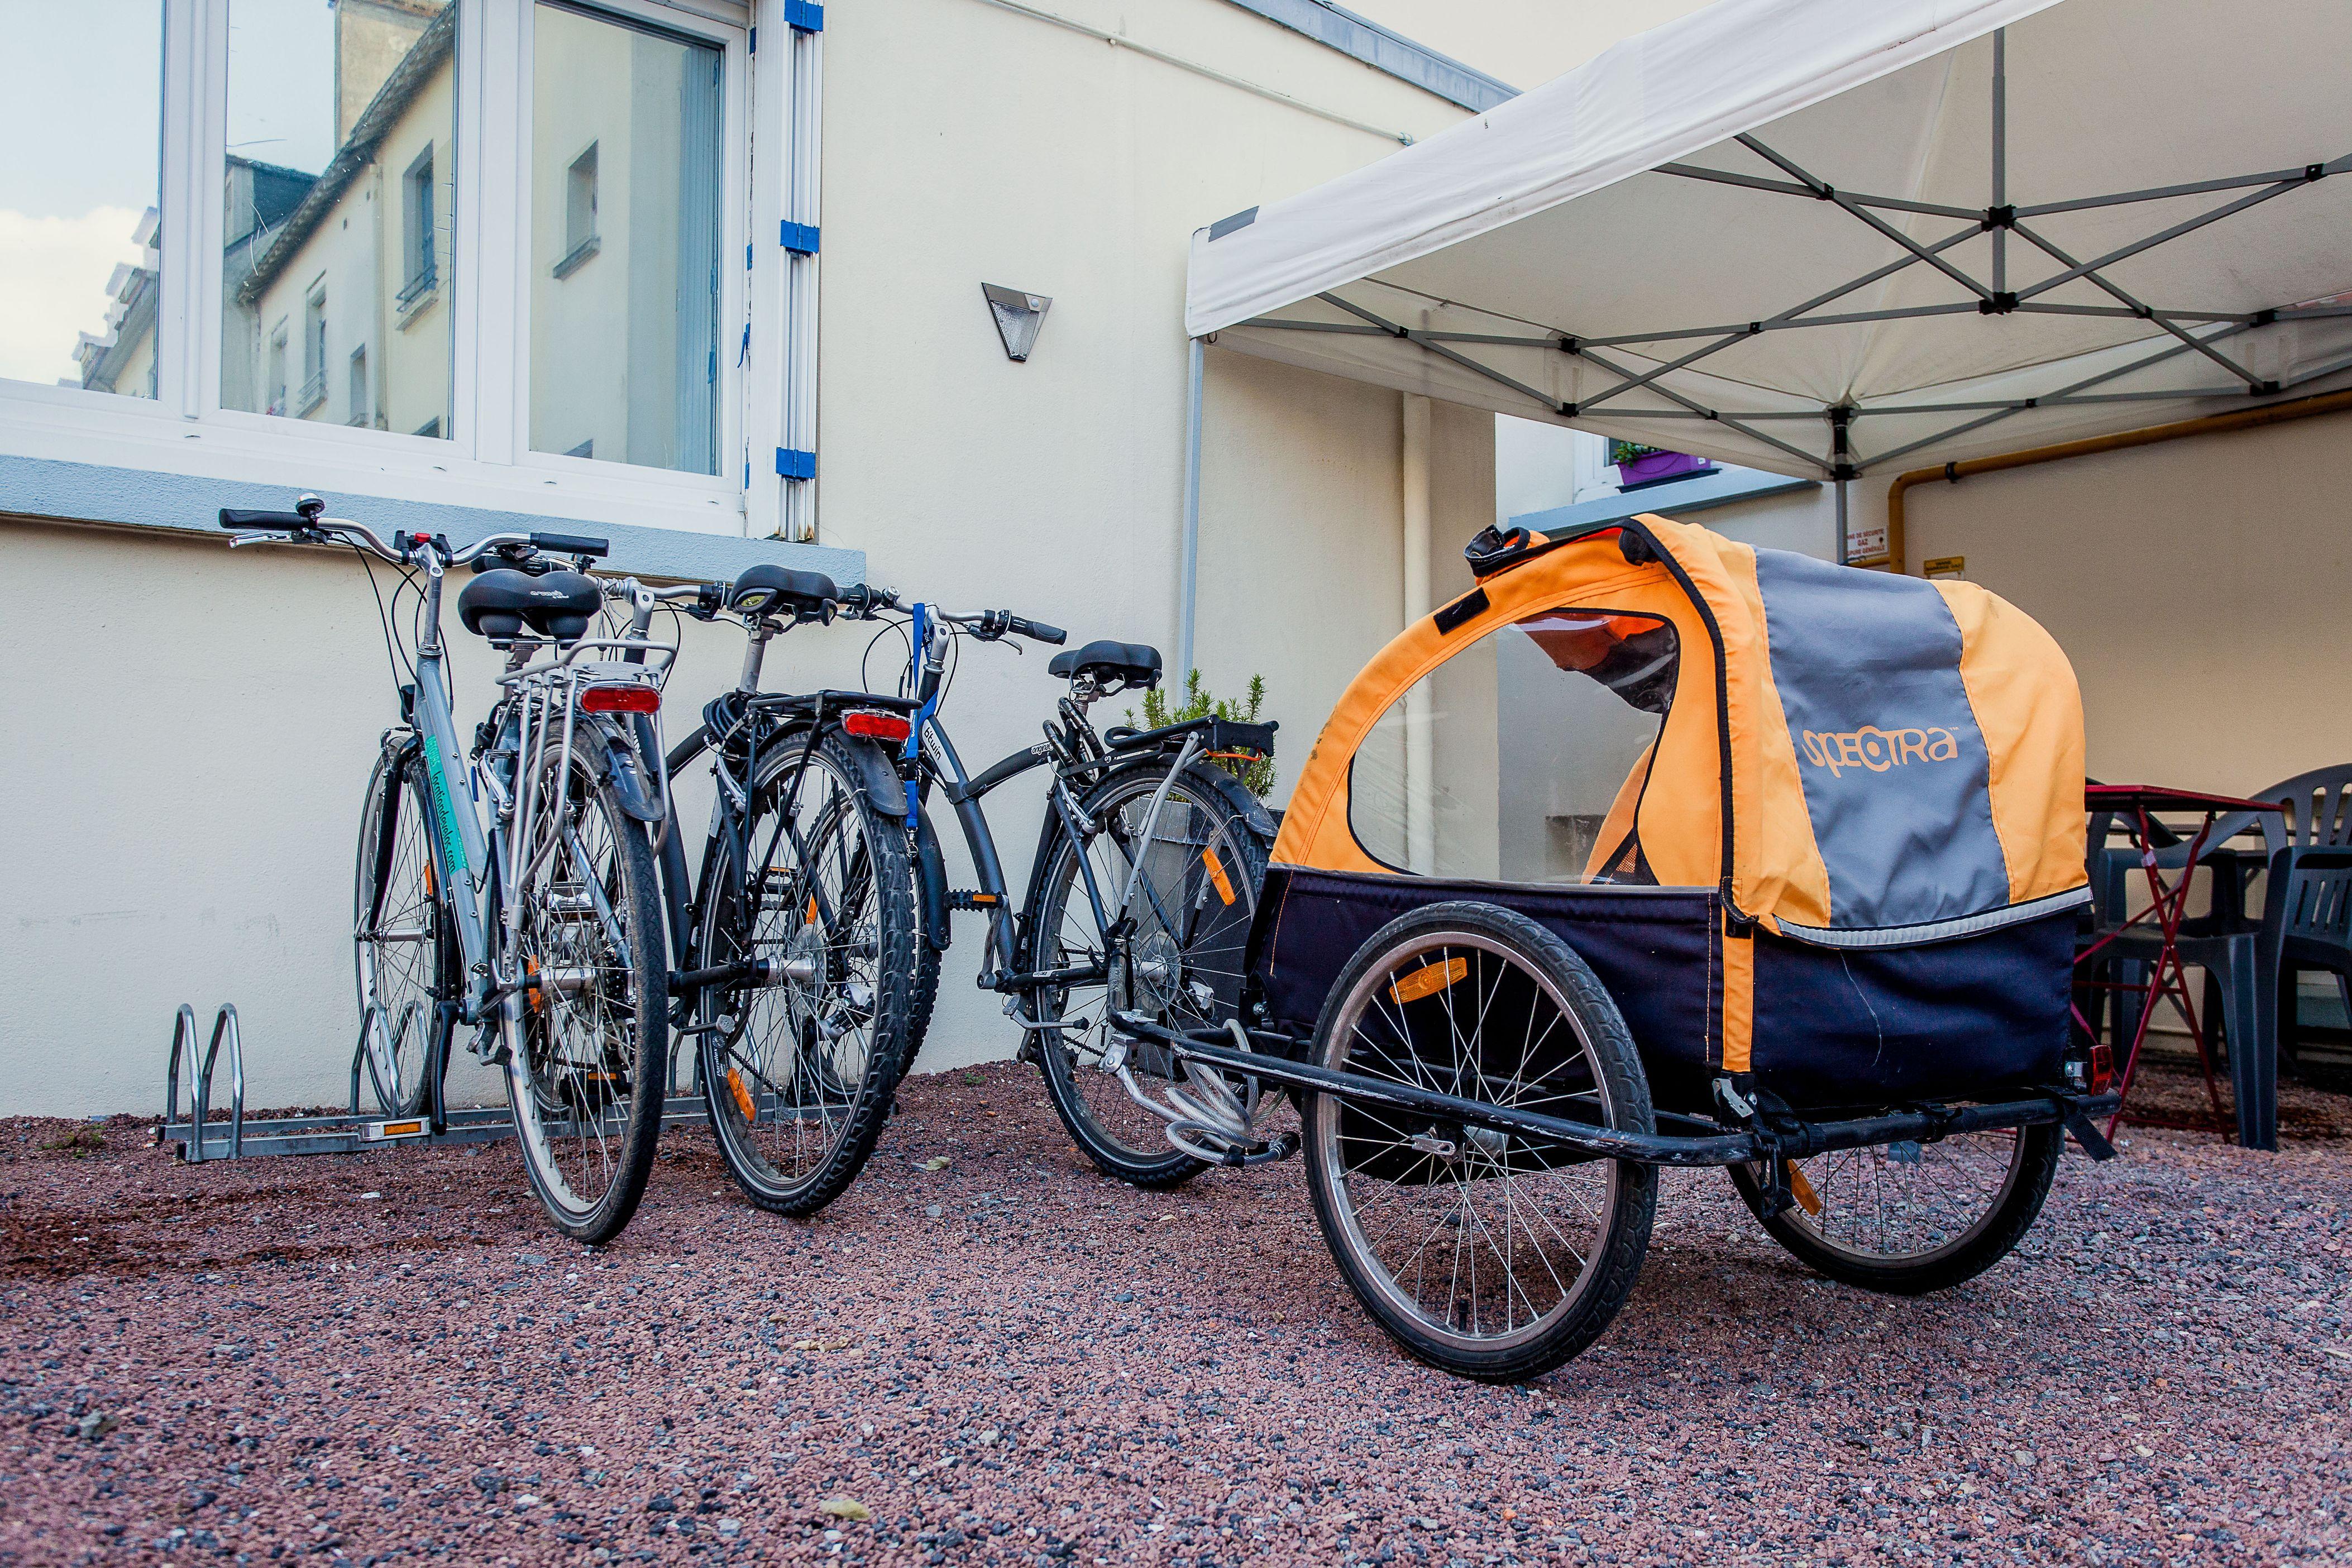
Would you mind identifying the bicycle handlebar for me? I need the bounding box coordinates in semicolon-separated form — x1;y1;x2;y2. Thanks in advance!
1005;615;1067;646
218;498;608;569
219;508;314;531
927;606;1065;645
836;584;900;618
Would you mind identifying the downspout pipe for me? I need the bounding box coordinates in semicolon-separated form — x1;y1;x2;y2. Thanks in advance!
1177;336;1205;680
1884;386;2352;573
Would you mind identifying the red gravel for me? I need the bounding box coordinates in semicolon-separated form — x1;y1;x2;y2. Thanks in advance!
3;1056;2348;1567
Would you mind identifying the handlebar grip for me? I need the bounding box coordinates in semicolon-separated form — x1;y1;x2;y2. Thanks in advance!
530;530;609;558
1010;616;1067;646
220;509;310;530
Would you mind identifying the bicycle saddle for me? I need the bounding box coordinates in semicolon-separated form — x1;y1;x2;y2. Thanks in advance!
730;564;838;618
1047;639;1161;690
458;568;600;642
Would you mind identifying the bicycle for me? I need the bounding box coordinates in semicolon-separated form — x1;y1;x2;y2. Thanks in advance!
220;494;675;1244
849;598;1283;1188
638;566;923;1216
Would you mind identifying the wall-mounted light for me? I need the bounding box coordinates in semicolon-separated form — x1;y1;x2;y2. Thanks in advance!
982;283;1051;362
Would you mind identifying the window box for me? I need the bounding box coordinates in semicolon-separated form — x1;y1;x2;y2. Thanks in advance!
1608;442;1715;490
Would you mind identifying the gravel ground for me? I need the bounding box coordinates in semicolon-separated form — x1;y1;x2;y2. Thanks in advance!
3;1056;2348;1568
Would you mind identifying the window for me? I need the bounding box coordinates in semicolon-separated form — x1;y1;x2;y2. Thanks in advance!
529;4;722;475
225;0;455;439
0;3;164;399
299;284;328;415
400;145;439;310
266;326;289;417
1;0;798;539
557;142;600;276
1350;608;1680;883
348;345;371;427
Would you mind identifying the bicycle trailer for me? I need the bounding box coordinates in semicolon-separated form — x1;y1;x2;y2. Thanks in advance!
1107;513;2117;1380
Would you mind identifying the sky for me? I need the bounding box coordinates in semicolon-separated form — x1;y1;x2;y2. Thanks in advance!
0;0;341;385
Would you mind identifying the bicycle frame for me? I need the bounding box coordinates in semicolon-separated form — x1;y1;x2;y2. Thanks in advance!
895;604;1206;997
357;557;675;1104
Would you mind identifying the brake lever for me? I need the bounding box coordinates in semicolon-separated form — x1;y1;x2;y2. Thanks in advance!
228;532;289;549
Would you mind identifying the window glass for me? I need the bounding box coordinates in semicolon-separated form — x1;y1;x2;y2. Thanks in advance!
0;2;164;398
530;2;722;475
221;0;455;436
1349;607;1680;883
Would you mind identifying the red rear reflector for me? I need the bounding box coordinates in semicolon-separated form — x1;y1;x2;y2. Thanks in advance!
580;685;661;714
843;710;911;742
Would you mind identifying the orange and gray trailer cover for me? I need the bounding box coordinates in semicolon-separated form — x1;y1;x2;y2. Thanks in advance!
1255;515;2090;1113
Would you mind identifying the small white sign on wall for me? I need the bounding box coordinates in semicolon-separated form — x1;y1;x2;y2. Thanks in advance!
1846;525;1887;562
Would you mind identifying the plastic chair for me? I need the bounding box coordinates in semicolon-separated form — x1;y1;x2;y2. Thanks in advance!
2246;767;2352;1082
2098;764;2352;1150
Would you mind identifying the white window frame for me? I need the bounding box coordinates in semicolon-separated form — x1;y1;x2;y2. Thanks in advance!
0;0;815;543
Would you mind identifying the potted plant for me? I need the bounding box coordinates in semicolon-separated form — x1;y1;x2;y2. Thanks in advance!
1608;439;1713;490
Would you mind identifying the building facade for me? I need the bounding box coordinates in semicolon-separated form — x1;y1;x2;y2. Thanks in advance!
7;0;1695;1115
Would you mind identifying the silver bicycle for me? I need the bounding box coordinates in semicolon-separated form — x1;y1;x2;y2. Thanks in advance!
222;493;681;1243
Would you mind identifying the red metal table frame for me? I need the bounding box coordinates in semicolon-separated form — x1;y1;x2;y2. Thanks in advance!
2076;785;2284;1137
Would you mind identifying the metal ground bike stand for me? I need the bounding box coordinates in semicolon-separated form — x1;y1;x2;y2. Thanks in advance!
155;1002;711;1163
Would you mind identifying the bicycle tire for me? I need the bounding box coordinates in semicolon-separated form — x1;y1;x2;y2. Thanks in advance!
1022;761;1270;1188
502;734;668;1245
906;812;944;1069
352;743;451;1118
1727;1122;2061;1294
1303;901;1656;1382
698;728;918;1216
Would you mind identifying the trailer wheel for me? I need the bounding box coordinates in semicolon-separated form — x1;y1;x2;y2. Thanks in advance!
1303;901;1655;1382
1728;1123;2061;1294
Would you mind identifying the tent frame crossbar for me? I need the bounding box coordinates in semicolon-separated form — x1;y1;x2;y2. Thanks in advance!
1223;28;2351;482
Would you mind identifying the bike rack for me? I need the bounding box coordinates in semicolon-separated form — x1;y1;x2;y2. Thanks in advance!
155;1001;711;1163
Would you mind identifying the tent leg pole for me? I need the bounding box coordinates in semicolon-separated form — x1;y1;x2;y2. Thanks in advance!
1401;394;1434;875
1835;475;1851;566
1177;336;1204;681
1992;27;2007;295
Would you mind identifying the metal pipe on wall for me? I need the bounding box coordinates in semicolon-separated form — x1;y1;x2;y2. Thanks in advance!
1883;386;2352;572
1177;336;1206;680
1401;392;1435;875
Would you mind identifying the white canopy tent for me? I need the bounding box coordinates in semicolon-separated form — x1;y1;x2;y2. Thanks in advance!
1183;0;2352;566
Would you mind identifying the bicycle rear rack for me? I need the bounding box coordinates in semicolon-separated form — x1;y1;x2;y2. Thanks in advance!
155;1002;710;1163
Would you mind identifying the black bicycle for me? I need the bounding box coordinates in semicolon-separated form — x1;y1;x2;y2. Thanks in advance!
854;598;1284;1188
644;566;923;1216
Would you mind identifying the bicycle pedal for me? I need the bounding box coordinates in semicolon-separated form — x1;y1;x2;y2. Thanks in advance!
946;890;1001;912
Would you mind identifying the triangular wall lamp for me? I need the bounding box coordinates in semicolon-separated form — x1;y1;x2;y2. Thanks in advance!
982;283;1051;362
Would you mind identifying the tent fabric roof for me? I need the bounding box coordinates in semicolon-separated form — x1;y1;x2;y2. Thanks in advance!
1186;0;2352;480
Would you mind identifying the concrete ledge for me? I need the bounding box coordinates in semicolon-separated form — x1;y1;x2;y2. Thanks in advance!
1509;467;1817;533
0;453;863;587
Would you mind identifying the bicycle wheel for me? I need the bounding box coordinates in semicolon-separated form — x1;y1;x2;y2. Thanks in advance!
905;811;945;1069
352;744;451;1117
502;732;668;1245
698;729;916;1216
1302;902;1656;1382
1024;763;1269;1187
1727;1123;2060;1294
